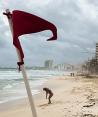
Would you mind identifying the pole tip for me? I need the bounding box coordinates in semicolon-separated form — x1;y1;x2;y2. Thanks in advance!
6;9;10;13
3;9;11;19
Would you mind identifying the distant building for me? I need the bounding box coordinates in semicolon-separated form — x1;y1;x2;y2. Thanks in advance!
44;60;53;69
96;43;98;62
54;63;74;71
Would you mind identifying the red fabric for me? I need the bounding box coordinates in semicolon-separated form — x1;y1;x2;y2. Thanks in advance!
12;10;57;62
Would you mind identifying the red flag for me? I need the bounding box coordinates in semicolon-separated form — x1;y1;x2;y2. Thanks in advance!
12;10;57;62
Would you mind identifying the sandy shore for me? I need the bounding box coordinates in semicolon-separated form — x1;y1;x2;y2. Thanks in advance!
1;75;98;117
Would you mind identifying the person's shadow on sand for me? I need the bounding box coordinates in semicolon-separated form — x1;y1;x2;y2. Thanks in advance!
38;103;49;107
38;101;63;108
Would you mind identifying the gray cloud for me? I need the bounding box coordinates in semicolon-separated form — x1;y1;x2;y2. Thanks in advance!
0;0;98;67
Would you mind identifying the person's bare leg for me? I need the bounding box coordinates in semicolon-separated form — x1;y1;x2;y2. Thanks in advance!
48;98;51;104
48;94;53;104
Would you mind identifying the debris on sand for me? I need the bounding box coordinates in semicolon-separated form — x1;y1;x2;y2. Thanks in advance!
83;102;95;107
82;113;96;117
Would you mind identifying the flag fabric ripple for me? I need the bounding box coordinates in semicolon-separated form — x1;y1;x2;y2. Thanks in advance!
12;10;57;62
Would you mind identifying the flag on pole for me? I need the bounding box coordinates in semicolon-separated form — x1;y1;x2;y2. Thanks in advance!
11;10;57;63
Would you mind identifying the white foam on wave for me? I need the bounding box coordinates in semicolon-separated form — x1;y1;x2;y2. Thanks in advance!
30;79;48;88
0;89;40;104
3;84;13;89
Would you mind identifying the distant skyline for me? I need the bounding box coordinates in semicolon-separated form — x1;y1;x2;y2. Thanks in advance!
0;0;98;67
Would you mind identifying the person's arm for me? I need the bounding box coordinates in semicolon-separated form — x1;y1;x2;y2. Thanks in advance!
46;92;48;99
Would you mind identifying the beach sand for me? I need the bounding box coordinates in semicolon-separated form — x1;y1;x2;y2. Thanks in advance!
0;75;98;117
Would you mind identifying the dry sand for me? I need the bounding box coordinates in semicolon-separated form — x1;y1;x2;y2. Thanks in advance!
0;75;98;117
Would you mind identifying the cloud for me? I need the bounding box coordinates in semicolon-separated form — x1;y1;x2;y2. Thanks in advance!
0;0;98;67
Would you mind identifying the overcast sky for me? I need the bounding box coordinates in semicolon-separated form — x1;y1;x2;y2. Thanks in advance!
0;0;98;67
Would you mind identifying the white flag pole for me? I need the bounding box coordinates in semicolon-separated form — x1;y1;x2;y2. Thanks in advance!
4;9;37;117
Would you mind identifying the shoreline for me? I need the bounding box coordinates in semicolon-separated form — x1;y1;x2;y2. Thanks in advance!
1;75;98;117
0;75;65;112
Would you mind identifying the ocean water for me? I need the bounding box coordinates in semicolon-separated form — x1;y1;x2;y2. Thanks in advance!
0;69;70;104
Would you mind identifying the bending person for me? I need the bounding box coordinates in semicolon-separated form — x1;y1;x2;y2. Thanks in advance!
43;87;53;104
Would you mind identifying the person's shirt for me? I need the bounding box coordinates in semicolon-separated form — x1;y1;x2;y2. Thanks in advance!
44;88;53;95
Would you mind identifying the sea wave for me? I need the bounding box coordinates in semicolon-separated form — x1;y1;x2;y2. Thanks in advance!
0;69;70;104
0;89;39;104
